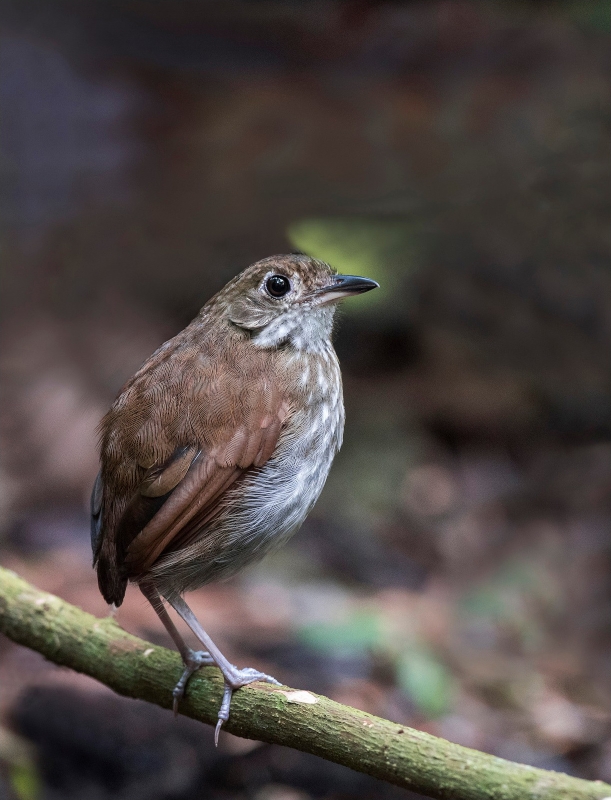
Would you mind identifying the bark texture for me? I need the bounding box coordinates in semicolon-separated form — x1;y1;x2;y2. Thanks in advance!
1;566;610;800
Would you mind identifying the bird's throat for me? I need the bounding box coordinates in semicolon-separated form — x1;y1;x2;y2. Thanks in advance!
251;305;336;353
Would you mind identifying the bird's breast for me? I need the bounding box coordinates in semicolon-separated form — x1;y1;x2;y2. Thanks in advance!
213;376;344;573
229;347;344;548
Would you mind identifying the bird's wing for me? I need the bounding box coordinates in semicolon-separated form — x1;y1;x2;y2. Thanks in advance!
122;396;290;575
93;354;292;604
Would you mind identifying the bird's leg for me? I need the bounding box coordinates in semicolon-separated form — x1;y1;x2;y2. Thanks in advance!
164;592;281;744
139;581;214;714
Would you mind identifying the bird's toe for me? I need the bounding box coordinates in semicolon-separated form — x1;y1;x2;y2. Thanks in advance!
172;649;214;715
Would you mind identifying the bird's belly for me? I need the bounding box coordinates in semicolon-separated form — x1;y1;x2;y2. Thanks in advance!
223;441;334;562
150;401;344;595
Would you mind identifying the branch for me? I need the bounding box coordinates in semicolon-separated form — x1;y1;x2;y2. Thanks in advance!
1;566;609;800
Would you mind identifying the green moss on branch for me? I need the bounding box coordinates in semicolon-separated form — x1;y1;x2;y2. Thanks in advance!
1;566;610;800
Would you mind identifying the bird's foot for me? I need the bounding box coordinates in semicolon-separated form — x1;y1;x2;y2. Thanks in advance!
173;649;215;715
215;666;281;746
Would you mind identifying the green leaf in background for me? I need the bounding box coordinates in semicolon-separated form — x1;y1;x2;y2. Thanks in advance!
10;764;41;800
397;645;454;717
1;727;40;800
287;217;423;313
298;610;382;652
461;584;507;619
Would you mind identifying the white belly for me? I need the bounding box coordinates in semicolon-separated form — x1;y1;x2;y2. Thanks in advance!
221;399;345;567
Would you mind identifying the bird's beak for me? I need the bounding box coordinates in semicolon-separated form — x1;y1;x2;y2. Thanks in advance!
315;274;379;305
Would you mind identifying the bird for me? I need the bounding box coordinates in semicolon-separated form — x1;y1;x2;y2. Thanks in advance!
90;254;378;742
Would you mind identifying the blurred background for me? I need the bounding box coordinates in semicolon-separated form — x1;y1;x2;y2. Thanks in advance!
1;1;611;798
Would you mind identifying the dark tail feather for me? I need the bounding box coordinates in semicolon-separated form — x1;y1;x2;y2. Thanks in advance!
96;550;127;607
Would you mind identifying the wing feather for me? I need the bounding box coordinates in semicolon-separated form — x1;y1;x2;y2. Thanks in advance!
93;333;293;605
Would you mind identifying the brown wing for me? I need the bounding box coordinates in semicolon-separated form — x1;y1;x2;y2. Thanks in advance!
93;342;291;606
123;404;289;575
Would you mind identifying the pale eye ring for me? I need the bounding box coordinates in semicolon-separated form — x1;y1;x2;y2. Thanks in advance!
265;274;292;298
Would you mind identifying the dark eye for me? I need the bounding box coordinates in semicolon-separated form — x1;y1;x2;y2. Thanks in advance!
265;274;291;298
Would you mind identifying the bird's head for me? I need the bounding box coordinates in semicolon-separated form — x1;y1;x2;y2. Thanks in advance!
211;254;378;352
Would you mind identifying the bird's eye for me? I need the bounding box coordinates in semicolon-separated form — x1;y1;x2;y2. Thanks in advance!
265;274;292;298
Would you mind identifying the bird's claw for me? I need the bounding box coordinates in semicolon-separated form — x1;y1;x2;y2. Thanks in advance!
214;667;281;746
172;648;280;746
172;649;214;715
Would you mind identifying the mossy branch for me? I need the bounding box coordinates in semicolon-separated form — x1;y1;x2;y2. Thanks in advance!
1;566;610;800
